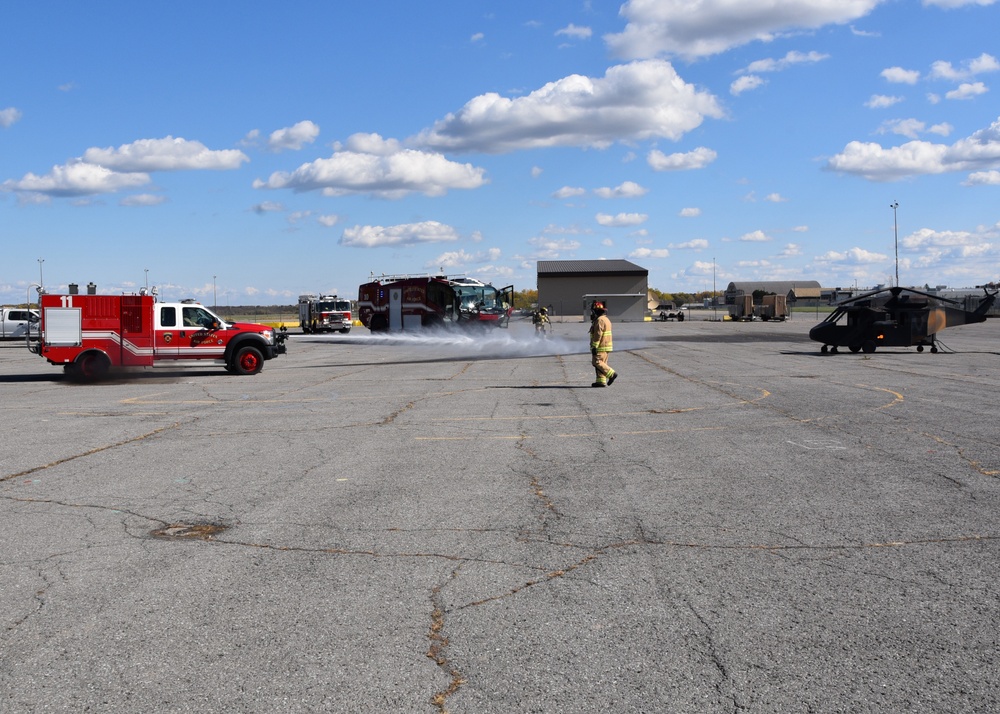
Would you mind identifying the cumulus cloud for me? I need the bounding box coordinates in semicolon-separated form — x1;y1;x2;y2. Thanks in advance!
266;120;320;152
963;169;1000;185
881;67;921;84
866;95;903;109
764;193;788;202
429;247;502;269
676;238;709;249
254;133;487;198
606;0;883;60
413;60;723;153
815;247;888;264
630;247;670;259
528;236;582;258
594;180;648;198
946;82;988;100
647;146;717;171
1;162;150;197
679;207;701;217
1;107;22;128
731;75;765;95
553;186;587;199
251;201;285;214
929;53;999;81
339;221;460;248
740;229;772;242
82;137;249;171
923;0;997;6
827;115;1000;181
878;118;953;139
596;212;648;226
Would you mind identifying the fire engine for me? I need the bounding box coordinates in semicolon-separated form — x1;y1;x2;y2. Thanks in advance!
358;274;513;332
298;294;352;333
29;287;287;379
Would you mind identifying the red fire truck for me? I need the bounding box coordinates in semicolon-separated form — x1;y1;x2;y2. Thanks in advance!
298;294;352;333
29;289;287;379
358;274;513;332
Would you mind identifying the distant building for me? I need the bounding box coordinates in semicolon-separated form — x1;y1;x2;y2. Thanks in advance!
537;260;648;321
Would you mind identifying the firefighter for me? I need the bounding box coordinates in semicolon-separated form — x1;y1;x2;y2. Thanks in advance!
532;306;550;336
589;301;617;387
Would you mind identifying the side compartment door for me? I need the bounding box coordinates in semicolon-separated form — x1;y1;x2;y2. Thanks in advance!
498;285;514;328
389;288;403;331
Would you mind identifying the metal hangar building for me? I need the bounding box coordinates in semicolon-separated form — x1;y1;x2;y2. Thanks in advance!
537;260;649;321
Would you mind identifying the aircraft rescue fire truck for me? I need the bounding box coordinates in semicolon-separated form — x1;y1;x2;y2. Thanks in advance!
28;287;287;379
298;294;352;333
357;274;513;332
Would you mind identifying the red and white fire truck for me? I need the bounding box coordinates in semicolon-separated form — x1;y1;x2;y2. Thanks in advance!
29;288;287;379
357;274;513;332
298;294;352;333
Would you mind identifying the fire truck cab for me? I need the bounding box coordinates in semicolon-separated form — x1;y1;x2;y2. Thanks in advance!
31;290;287;380
298;294;352;333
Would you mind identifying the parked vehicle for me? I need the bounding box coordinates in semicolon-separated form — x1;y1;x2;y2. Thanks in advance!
0;306;39;339
358;274;513;332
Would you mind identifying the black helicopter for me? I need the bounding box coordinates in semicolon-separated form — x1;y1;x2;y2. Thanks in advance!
809;285;997;354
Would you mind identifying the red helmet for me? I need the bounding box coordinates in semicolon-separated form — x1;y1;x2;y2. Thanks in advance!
592;301;605;311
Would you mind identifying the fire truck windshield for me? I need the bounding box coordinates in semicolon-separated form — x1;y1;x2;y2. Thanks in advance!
317;300;351;312
455;284;499;311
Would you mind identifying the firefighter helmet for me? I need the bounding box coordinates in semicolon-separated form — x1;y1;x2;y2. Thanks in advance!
592;301;605;311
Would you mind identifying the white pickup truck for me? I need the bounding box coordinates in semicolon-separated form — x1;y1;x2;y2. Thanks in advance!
0;307;40;339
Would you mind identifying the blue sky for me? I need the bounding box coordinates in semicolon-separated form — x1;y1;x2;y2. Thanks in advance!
2;0;999;305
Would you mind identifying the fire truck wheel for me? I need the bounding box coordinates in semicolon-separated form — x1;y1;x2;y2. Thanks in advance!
233;345;264;375
77;352;110;380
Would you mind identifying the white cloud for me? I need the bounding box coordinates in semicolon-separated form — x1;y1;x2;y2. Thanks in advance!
254;133;487;198
555;23;592;39
413;60;723;153
606;0;883;60
317;214;341;227
881;67;920;84
429;247;502;269
923;0;997;6
647;146;717;171
0;107;22;128
267;120;320;152
339;221;460;248
743;50;829;74
930;53;999;80
815;247;888;264
866;95;903;109
82;137;248;171
878;118;954;139
470;32;485;43
1;162;150;197
676;238;709;249
764;193;788;202
596;212;648;226
826;115;1000;181
630;247;670;259
740;229;771;242
963;169;1000;185
679;207;701;217
946;82;988;100
553;186;586;199
531;166;543;178
731;75;765;95
119;193;166;207
528;236;582;258
594;180;648;198
780;243;803;256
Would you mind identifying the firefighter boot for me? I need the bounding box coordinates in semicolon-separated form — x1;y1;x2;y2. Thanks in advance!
607;371;618;386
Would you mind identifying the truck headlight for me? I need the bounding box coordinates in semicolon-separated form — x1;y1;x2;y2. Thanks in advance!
261;329;274;343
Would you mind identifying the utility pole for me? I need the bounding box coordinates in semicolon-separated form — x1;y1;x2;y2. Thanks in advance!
891;201;899;287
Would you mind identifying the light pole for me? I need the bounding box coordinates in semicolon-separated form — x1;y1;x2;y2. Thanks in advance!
144;268;149;291
891;201;899;287
38;258;44;288
213;275;217;310
712;257;717;321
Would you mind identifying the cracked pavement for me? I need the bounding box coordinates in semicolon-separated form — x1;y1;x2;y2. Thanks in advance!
2;317;1000;713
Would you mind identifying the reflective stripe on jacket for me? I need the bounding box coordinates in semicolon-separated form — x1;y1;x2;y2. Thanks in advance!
590;314;613;352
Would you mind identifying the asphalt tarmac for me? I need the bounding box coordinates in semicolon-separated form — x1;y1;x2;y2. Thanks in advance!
2;315;999;713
